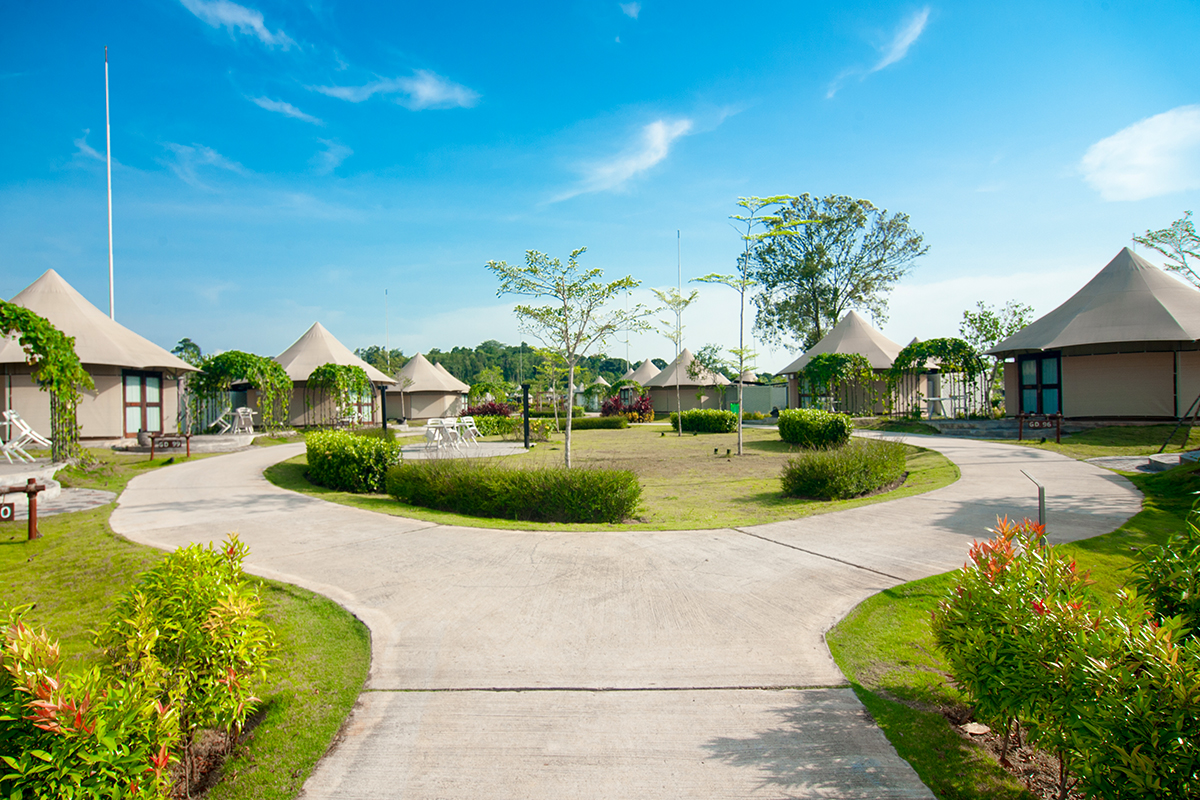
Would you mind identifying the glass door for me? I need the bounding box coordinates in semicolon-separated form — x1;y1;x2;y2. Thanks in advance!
1018;353;1061;415
123;371;163;436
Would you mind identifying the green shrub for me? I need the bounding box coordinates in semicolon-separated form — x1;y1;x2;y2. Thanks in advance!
306;429;400;493
1131;514;1200;633
495;417;554;442
780;438;905;500
743;411;767;420
667;409;737;433
526;407;583;418
386;461;641;523
472;415;519;437
778;408;853;448
562;416;628;431
352;425;396;441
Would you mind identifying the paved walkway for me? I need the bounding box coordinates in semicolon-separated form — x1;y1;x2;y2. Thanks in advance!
110;434;1142;799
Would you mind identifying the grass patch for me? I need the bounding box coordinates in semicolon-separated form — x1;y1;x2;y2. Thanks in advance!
1002;423;1200;461
853;416;943;436
827;462;1196;799
0;447;369;800
265;426;959;531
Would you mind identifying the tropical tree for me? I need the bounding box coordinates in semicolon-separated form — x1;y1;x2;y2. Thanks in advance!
1134;210;1199;287
171;338;203;367
485;247;650;467
960;299;1035;408
752;193;928;349
694;195;801;455
652;286;699;436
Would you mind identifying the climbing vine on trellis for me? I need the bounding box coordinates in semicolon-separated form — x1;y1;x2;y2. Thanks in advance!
0;302;93;463
306;363;371;426
191;351;292;432
890;338;987;379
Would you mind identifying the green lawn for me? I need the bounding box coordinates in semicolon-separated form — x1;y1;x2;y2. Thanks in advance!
1001;423;1200;461
826;461;1198;799
1;448;369;800
265;425;960;530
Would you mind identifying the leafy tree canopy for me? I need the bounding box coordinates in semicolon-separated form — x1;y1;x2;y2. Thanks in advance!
1134;210;1199;287
172;338;204;367
959;300;1035;356
891;338;986;379
802;353;874;396
191;351;292;432
752;193;928;350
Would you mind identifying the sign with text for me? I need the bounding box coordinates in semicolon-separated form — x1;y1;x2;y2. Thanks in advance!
0;503;13;522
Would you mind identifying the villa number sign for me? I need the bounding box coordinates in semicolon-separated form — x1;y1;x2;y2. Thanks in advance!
0;503;13;522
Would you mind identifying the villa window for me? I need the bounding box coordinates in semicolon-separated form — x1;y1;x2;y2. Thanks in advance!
123;370;164;436
1018;353;1061;416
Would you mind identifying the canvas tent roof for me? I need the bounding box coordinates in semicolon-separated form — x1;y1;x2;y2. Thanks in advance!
274;322;394;384
621;358;662;384
778;311;902;374
0;269;197;371
644;348;731;388
389;353;469;393
988;248;1200;356
592;375;610;387
737;369;760;384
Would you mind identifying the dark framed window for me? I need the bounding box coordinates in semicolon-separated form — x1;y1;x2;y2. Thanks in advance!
123;370;164;436
1018;353;1061;415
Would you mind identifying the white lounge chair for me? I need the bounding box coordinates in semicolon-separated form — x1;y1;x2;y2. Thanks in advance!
2;411;50;464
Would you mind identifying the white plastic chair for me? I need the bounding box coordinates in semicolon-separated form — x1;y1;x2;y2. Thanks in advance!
458;416;480;447
2;411;48;464
233;407;255;434
425;419;447;451
440;418;464;450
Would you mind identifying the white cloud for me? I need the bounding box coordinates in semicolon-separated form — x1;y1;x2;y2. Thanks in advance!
311;69;479;110
311;139;352;174
827;6;930;99
179;0;294;48
249;96;322;124
73;129;105;162
1080;105;1200;201
162;142;248;188
556;118;693;201
620;2;641;19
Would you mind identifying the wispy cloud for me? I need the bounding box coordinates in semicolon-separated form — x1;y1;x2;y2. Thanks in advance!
250;96;322;124
311;69;479;110
620;2;641;19
1081;105;1200;201
179;0;294;48
556;118;693;201
73;129;105;162
311;139;352;174
162;142;248;189
827;6;930;99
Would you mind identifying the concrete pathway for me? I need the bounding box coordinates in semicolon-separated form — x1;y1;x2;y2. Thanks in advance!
110;434;1142;799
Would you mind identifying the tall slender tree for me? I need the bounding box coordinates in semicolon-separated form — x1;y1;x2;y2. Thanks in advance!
694;195;800;455
486;247;650;467
1135;211;1199;287
652;287;698;436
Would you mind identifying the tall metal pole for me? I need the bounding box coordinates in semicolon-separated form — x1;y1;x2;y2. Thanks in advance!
105;46;115;319
675;230;682;436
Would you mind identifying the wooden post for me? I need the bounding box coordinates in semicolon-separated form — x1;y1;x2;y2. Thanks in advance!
26;478;40;541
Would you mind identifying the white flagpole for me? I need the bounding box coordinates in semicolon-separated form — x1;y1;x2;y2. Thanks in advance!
105;46;115;320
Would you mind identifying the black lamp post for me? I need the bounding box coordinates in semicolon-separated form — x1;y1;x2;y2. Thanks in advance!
521;383;531;449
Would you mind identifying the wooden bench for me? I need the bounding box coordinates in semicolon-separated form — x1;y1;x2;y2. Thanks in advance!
149;432;192;459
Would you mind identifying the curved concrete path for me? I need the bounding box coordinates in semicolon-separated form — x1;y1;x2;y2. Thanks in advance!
111;434;1141;799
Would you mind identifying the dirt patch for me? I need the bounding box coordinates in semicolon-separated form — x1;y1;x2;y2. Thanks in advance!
945;709;1086;800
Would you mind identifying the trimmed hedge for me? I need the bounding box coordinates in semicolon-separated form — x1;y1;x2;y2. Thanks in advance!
778;408;853;448
469;415;519;437
667;409;737;433
306;429;401;493
385;460;641;523
527;406;584;418
562;416;629;431
780;438;906;500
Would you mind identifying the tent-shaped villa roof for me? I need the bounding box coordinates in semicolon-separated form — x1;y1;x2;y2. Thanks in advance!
644;348;731;388
393;353;469;393
621;358;662;384
274;322;394;384
737;369;760;384
0;269;197;371
778;310;902;374
988;248;1200;357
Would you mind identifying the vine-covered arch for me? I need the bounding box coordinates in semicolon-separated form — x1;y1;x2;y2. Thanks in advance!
890;337;991;419
189;351;292;432
306;363;372;427
0;301;93;462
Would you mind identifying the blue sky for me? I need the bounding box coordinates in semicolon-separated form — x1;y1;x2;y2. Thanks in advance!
3;1;1199;370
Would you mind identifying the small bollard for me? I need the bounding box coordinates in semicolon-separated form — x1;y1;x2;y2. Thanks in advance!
1;478;47;541
1020;469;1046;528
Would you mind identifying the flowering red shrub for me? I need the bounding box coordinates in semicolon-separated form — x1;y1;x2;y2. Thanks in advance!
464;401;512;417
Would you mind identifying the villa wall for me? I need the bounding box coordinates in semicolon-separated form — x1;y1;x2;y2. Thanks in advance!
647;386;725;414
1061;352;1173;418
2;363;180;439
388;390;464;421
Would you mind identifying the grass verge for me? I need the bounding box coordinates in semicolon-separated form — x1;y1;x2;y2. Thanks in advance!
266;426;959;531
826;462;1196;799
0;448;369;799
1000;423;1200;461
